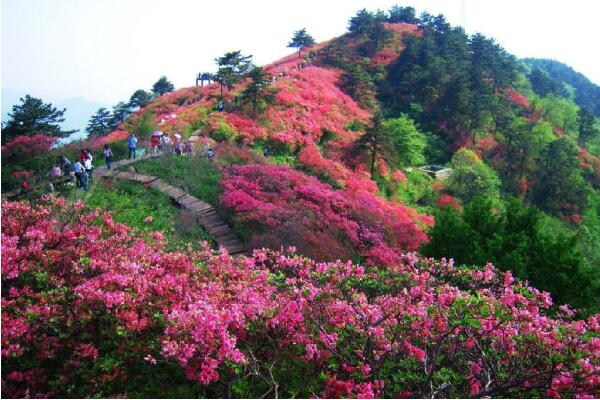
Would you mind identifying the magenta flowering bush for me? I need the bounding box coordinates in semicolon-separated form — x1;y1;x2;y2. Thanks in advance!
221;163;433;265
1;199;599;398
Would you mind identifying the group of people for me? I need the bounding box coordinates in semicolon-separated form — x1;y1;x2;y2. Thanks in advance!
150;131;193;157
48;144;114;192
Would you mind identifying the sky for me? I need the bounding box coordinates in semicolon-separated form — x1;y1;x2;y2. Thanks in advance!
2;0;600;108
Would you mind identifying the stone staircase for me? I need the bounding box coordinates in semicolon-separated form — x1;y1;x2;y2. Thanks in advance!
97;164;247;256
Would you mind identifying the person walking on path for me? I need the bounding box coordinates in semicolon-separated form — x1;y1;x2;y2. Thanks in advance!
128;133;138;159
79;149;87;163
184;140;192;156
73;160;86;189
207;147;215;161
175;136;183;156
103;145;114;169
151;133;160;156
217;101;224;112
84;155;94;180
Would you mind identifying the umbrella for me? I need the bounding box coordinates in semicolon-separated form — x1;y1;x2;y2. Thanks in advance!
152;131;162;137
173;133;182;139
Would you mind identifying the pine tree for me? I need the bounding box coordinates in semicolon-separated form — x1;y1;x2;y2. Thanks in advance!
1;95;76;145
109;102;134;129
287;28;316;60
241;67;275;112
85;108;112;136
214;51;253;97
129;89;153;109
151;76;175;96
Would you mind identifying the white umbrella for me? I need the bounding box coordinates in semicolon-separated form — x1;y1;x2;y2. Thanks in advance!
173;133;182;139
152;131;162;136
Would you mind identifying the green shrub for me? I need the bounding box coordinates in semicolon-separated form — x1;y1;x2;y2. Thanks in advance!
210;122;238;142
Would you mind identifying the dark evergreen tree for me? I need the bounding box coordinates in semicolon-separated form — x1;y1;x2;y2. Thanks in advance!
529;67;561;98
109;102;134;129
423;196;599;311
85;108;111;136
1;95;76;145
151;76;175;96
129;89;153;109
214;51;253;97
387;5;418;24
338;63;376;108
578;107;598;146
241;67;275;112
287;28;316;60
533;137;588;217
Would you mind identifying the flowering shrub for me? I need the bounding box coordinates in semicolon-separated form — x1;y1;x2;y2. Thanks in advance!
505;87;531;109
265;66;371;146
2;199;599;398
220;164;428;264
1;134;58;162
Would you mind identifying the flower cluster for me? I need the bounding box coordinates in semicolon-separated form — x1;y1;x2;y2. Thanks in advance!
220;163;429;264
2;199;599;398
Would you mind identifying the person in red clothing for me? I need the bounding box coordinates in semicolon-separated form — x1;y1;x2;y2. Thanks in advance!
79;149;87;162
151;133;160;156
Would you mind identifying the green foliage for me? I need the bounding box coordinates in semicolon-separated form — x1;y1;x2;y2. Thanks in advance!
523;58;600;116
287;28;316;58
348;9;391;56
338;63;376;108
73;179;214;249
124;154;222;206
1;95;76;144
532;137;589;217
214;51;253;95
448;148;500;203
383;114;427;167
210;122;238;142
535;94;579;135
151;76;175;96
86;108;112;136
131;110;155;139
241;67;276;112
422;196;600;312
110;101;134;129
129;89;153;109
387;5;418;24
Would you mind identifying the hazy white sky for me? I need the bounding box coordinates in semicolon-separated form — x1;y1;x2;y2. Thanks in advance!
2;0;600;105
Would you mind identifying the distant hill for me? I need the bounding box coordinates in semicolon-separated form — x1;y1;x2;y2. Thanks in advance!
522;58;600;115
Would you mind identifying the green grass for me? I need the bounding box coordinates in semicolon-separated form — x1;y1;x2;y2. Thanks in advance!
66;178;215;250
121;154;222;207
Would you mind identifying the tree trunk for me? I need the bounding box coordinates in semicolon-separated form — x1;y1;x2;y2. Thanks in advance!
370;146;377;179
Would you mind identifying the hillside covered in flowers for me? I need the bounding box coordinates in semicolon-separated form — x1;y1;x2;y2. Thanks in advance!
2;4;600;398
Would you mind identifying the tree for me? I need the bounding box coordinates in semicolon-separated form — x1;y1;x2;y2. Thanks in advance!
241;67;275;112
533;137;588;217
214;51;253;97
338;63;376;108
422;196;599;311
357;113;389;178
578;107;598;146
383;114;427;167
529;67;561;98
1;95;76;145
347;8;390;56
449;148;501;203
85;108;112;136
151;76;175;96
129;89;153;109
387;5;418;24
287;28;316;60
109;101;134;129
